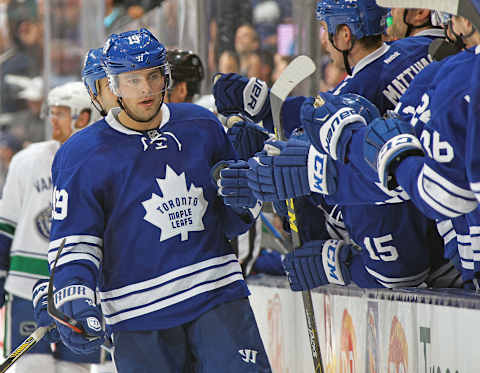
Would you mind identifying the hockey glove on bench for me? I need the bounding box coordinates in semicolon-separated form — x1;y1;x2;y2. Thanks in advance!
282;240;353;291
301;92;380;162
213;73;271;123
247;137;337;202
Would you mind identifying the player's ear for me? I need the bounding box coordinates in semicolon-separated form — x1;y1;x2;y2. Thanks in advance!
413;9;431;25
74;109;91;130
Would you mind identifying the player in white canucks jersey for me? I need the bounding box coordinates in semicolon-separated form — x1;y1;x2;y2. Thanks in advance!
0;81;102;372
48;28;270;373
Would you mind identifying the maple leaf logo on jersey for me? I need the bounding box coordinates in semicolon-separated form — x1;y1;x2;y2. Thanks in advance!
142;165;208;242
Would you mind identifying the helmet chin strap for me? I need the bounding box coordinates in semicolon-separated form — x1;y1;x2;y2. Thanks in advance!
403;9;433;37
91;98;107;117
328;33;355;75
447;20;475;50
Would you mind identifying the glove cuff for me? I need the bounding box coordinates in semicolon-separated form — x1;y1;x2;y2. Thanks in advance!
320;108;366;160
307;145;330;195
243;77;269;121
377;133;424;189
321;240;349;285
32;279;50;308
54;284;95;308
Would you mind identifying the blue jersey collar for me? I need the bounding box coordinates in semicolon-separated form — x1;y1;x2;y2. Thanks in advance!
105;104;171;135
351;43;390;77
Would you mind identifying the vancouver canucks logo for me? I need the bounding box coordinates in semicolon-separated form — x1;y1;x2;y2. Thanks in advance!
142;165;208;241
35;206;52;240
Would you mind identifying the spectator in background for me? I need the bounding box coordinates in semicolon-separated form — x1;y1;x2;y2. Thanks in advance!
246;49;274;86
213;0;252;60
0;131;22;194
318;58;347;92
1;0;42;113
234;23;260;74
271;53;292;83
3;75;44;144
251;0;293;52
218;50;240;74
104;0;133;34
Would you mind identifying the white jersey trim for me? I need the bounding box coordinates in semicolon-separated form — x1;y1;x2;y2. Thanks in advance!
436;220;455;245
106;105;171;136
103;273;244;325
351;43;390;77
48;236;103;269
100;255;243;325
417;164;477;217
365;266;429;288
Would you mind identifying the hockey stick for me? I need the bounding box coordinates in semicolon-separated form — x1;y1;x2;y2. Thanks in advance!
270;55;324;373
376;0;480;32
0;324;56;373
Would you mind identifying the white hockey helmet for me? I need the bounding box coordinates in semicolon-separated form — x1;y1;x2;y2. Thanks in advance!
47;81;98;127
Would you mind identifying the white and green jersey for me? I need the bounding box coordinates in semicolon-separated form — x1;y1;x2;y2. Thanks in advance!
0;140;59;299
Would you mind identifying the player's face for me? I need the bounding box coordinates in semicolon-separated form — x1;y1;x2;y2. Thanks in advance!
117;67;165;122
49;105;73;143
97;77;118;113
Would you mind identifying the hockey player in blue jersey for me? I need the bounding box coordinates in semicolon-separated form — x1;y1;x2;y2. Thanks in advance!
165;49;204;104
32;47;123;373
301;5;480;282
82;47;119;117
213;1;461;290
48;28;271;373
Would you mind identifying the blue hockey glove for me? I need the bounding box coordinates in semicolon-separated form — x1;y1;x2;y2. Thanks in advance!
212;73;270;123
32;279;60;343
364;117;424;190
282;240;352;291
54;281;105;354
247;137;337;202
212;160;258;209
301;92;379;161
227;118;271;160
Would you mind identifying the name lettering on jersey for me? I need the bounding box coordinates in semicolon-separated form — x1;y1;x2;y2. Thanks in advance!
34;176;52;193
239;349;258;364
383;56;433;106
141;130;182;152
384;51;400;64
142;165;208;241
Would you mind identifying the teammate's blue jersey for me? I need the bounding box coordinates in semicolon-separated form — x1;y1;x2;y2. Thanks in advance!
467;47;480;203
49;104;251;335
305;195;443;288
261;30;443;137
394;48;479;220
334;55;446;206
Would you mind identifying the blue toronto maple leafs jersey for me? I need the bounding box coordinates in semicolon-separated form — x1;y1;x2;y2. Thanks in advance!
337;55;446;206
260;30;443;137
49;104;251;335
305;195;443;288
467;47;480;203
394;48;479;220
